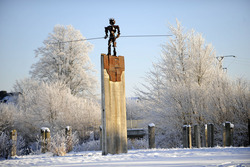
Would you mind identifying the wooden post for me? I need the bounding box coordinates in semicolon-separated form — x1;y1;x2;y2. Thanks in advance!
148;123;155;149
41;127;50;153
225;122;232;147
10;129;17;156
204;124;208;147
65;126;73;152
101;54;127;155
248;119;250;146
230;123;234;147
223;123;226;147
183;125;191;148
187;125;192;148
183;125;187;148
194;125;201;148
207;123;214;147
99;126;102;150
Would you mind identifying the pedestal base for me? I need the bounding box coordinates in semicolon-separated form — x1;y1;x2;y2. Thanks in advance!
101;54;127;155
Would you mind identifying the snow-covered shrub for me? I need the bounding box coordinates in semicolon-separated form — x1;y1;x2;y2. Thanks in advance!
0;132;11;159
29;138;42;155
16;135;26;156
127;138;148;150
0;132;26;158
13;78;100;145
0;103;16;133
74;140;100;152
49;131;67;156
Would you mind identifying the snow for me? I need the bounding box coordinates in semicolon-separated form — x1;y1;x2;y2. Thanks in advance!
222;122;234;128
1;147;249;167
66;126;71;131
183;125;191;128
41;127;50;132
148;123;155;127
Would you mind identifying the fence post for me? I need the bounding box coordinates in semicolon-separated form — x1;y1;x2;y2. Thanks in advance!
204;124;208;147
183;125;188;148
41;127;50;153
207;123;214;147
248;119;250;146
194;125;201;148
230;123;234;147
224;122;233;147
188;125;192;148
183;125;192;148
148;123;155;149
10;129;17;156
223;123;226;147
65;126;73;152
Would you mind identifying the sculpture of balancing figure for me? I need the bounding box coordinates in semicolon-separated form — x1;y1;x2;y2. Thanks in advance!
104;18;120;56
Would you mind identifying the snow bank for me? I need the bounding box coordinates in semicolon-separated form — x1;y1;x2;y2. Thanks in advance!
1;147;249;167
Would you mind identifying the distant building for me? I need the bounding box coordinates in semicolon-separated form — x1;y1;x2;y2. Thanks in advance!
126;97;141;103
0;91;20;104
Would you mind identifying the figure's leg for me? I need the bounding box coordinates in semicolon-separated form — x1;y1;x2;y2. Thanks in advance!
113;41;117;56
108;39;111;55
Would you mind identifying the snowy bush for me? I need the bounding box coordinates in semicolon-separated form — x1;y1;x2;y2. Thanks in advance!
29;138;42;155
74;140;100;152
16;135;26;156
127;138;148;150
0;132;11;159
0;132;26;158
49;131;67;156
13;78;100;145
0;103;16;133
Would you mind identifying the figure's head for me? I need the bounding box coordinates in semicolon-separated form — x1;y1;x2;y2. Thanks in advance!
109;18;115;25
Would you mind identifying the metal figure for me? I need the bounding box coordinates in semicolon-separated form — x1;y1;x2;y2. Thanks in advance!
105;18;120;56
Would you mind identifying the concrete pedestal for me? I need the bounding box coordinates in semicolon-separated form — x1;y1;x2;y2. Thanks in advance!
101;54;127;155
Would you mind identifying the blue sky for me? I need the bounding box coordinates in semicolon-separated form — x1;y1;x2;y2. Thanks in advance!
0;0;250;97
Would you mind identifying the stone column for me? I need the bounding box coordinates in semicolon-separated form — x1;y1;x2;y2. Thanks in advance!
41;127;50;153
101;54;127;155
194;125;201;148
10;129;17;156
148;123;156;149
65;126;73;152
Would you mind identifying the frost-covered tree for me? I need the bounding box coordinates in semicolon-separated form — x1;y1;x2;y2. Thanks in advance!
13;78;101;142
30;25;97;97
137;19;250;147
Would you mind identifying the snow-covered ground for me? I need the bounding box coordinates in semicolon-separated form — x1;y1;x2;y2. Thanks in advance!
1;147;250;167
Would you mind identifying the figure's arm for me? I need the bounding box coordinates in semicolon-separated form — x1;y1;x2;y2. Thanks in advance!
104;26;108;39
116;25;120;39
